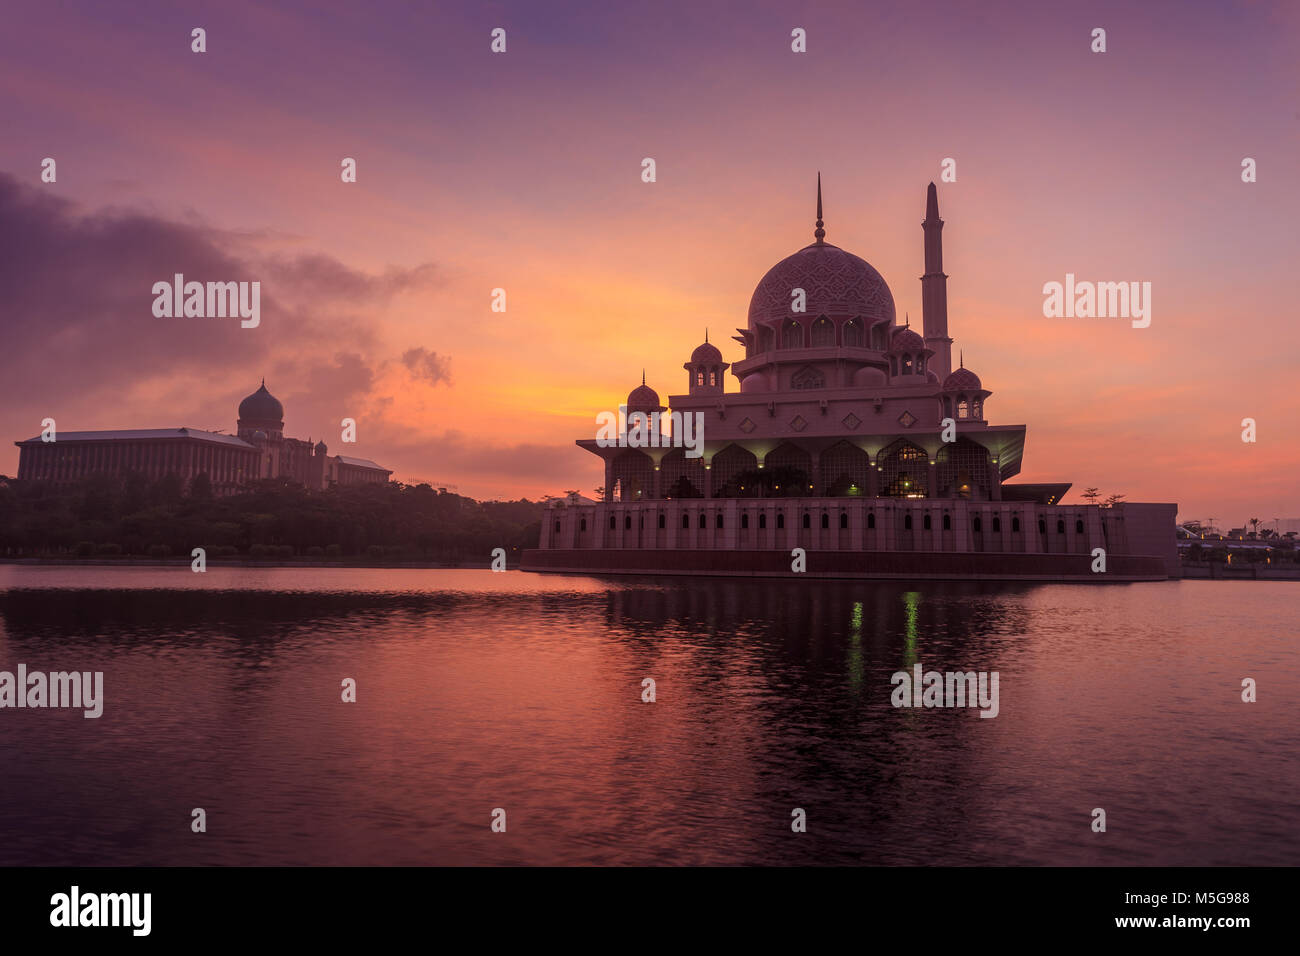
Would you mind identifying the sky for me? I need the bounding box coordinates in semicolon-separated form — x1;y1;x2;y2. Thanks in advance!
0;0;1296;527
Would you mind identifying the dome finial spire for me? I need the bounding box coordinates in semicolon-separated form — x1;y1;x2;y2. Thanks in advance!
814;172;825;243
705;328;709;344
960;350;964;368
642;368;646;386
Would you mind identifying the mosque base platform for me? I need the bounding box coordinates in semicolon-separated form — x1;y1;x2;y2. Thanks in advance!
519;548;1177;582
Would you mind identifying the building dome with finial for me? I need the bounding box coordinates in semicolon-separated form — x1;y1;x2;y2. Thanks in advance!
238;380;284;423
747;174;896;332
890;326;925;352
943;365;982;391
626;372;663;415
691;340;723;365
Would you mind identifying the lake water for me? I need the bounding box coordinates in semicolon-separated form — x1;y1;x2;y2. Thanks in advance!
0;566;1295;866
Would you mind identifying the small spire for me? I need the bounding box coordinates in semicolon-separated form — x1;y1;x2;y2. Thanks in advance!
904;312;909;329
260;376;265;387
705;328;709;344
926;181;939;221
642;369;646;386
960;350;964;368
814;172;825;243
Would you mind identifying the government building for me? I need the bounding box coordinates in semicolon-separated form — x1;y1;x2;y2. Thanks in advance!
14;382;391;494
523;181;1178;581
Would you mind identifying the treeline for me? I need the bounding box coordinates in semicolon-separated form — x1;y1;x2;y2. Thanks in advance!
0;473;544;563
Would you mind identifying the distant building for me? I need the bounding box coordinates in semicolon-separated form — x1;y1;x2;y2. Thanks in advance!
14;381;391;495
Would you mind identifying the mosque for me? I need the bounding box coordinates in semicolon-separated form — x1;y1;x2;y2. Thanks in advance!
522;181;1179;581
13;381;391;494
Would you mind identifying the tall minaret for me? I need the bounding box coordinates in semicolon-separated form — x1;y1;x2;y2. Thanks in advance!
921;182;953;378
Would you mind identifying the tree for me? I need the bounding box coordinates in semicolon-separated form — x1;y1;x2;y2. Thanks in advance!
1105;493;1126;506
189;472;213;500
1081;487;1100;503
1248;517;1261;538
592;486;605;500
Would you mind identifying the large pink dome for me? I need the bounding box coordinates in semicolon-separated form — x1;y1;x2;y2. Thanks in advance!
747;242;896;330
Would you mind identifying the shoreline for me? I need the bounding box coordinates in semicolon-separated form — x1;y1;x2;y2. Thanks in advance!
0;557;489;570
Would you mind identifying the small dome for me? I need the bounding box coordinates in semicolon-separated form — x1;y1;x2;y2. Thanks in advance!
853;366;887;386
740;374;769;393
943;366;982;390
690;341;723;365
238;382;284;422
251;429;267;441
315;440;328;452
890;327;925;352
626;383;662;414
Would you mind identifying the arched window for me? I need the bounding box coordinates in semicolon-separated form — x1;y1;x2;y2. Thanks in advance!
638;516;644;529
802;513;811;529
698;513;706;529
1038;518;1046;534
1075;519;1084;533
973;516;982;533
992;517;1000;532
625;515;632;530
555;521;561;532
759;513;767;529
695;371;704;386
924;514;932;530
777;513;785;529
878;439;929;497
820;512;829;529
943;513;951;531
958;399;969;419
782;321;803;349
579;518;586;532
871;324;886;350
741;513;749;529
843;320;864;348
610;515;617;530
904;514;913;530
839;513;848;529
716;513;724;529
682;514;689;529
868;512;876;529
658;514;665;529
1057;519;1065;534
972;400;983;419
903;355;914;374
1012;517;1021;532
811;316;835;347
708;371;717;386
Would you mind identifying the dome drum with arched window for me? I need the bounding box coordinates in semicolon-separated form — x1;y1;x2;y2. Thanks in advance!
684;336;729;396
941;362;991;422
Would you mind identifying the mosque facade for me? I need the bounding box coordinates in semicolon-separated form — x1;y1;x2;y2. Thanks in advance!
523;182;1179;581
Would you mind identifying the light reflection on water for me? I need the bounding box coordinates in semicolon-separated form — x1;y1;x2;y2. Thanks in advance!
0;566;1295;866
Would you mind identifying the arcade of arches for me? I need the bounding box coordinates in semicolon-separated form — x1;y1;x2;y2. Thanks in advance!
608;437;997;502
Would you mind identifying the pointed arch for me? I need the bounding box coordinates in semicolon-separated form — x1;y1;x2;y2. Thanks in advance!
878;438;928;497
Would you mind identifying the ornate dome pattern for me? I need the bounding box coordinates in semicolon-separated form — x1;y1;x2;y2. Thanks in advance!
690;341;723;364
890;326;925;351
626;383;662;413
747;242;896;329
943;366;982;390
